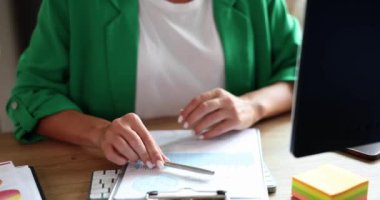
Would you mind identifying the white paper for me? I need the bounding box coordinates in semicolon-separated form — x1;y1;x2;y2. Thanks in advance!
16;166;43;200
0;161;42;200
114;129;268;200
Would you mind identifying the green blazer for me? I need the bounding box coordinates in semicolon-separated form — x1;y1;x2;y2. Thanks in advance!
7;0;301;143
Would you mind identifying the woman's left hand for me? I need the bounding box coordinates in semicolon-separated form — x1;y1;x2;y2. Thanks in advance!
178;88;264;139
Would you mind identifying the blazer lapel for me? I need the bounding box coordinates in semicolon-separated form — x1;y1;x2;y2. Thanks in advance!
213;0;255;95
106;0;139;116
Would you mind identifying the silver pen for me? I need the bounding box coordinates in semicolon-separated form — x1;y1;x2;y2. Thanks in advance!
164;161;215;175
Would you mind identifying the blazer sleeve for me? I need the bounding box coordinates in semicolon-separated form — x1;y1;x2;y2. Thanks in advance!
267;0;302;84
6;0;81;143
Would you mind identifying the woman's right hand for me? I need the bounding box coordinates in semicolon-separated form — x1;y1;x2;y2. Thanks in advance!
97;113;166;167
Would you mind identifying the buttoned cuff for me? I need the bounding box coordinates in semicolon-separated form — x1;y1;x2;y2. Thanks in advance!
6;95;82;143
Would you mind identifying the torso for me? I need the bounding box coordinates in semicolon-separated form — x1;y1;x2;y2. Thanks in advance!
135;0;225;119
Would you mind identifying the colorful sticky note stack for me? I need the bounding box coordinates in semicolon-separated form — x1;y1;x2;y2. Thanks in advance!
292;164;368;200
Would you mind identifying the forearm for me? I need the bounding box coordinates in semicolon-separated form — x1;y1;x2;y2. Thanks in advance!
36;110;111;147
240;81;294;121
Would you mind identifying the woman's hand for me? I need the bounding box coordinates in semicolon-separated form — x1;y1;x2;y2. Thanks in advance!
178;88;264;139
97;113;166;167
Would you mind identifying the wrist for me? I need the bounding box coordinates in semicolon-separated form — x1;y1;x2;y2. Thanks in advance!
250;101;266;121
240;95;267;123
89;119;112;148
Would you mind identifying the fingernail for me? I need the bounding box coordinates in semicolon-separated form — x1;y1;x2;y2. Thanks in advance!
177;115;183;123
183;122;188;129
156;160;164;169
146;161;154;169
198;135;204;140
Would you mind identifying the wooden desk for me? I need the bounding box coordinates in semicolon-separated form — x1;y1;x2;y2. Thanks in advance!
1;114;379;199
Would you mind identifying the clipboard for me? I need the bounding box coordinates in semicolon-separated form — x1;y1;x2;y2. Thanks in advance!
29;166;46;200
145;188;228;200
107;164;220;200
0;162;45;200
104;129;268;200
89;161;276;199
108;165;127;200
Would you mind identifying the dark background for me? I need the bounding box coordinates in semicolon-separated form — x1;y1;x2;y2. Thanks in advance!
12;0;42;53
291;0;380;157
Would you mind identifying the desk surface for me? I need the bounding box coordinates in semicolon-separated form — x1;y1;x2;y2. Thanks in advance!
1;114;379;200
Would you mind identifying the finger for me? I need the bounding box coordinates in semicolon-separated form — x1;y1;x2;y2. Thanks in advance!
157;145;170;162
129;114;165;166
111;116;150;163
185;98;222;129
103;144;128;165
111;135;139;162
193;109;228;134
158;149;170;162
120;127;150;163
162;154;170;162
180;88;224;124
202;120;235;139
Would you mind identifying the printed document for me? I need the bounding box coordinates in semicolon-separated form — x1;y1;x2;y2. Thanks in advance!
0;161;42;200
114;129;268;200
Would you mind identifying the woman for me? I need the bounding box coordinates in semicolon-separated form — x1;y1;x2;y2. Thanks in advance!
7;0;301;167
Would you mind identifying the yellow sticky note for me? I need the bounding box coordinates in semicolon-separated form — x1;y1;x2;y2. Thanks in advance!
292;164;368;200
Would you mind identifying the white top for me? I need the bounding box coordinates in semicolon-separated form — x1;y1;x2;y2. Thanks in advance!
135;0;225;119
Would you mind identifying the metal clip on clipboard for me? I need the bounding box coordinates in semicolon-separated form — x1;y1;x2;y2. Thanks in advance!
146;188;229;200
108;162;216;200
